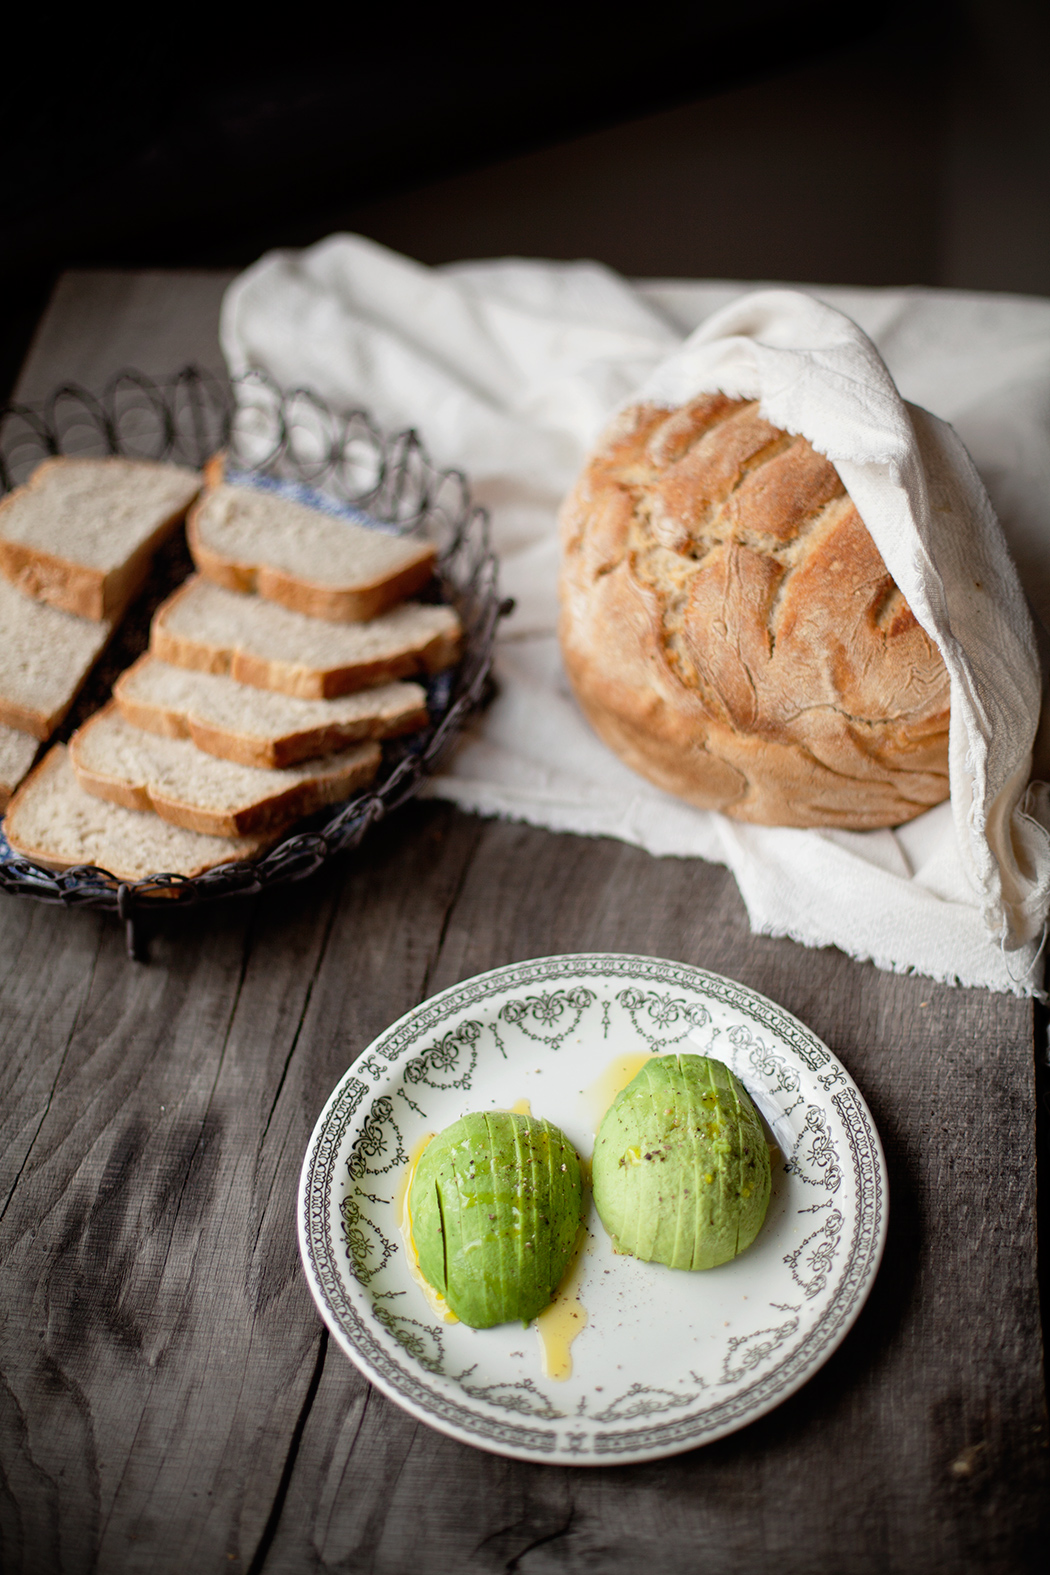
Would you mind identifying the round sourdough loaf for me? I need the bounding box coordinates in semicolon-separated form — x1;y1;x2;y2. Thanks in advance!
558;395;951;829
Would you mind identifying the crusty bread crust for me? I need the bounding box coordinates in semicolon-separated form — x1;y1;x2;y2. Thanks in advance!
68;703;381;837
0;693;60;741
112;654;429;769
558;397;951;830
0;515;180;622
150;577;462;699
187;455;436;622
0;456;200;620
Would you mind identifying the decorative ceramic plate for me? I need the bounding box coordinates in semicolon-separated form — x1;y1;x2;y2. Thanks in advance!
298;953;887;1465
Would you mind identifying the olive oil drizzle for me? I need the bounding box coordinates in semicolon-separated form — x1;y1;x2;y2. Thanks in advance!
586;1051;651;1129
534;1224;589;1381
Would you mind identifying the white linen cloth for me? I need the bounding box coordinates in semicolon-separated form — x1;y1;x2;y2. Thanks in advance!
222;233;1050;995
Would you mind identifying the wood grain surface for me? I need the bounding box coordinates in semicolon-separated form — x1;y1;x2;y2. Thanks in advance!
0;272;1047;1575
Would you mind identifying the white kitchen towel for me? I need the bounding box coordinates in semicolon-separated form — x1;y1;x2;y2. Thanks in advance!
222;233;1050;994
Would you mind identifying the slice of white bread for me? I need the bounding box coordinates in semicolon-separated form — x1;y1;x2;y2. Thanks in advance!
70;703;381;836
0;724;38;810
151;575;461;698
114;654;429;768
4;746;272;879
188;457;435;621
0;457;201;620
0;575;113;738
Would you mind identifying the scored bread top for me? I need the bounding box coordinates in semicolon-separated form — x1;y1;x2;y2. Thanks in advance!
0;575;113;738
188;471;436;621
4;745;272;879
559;395;951;830
0;456;200;619
70;704;382;837
0;723;38;809
115;655;429;768
151;576;462;698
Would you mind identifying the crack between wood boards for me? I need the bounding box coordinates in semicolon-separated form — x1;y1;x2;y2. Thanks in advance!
253;1122;294;1261
314;1395;421;1573
318;1384;373;1554
417;821;484;1003
498;1507;576;1573
364;1417;421;1557
0;921;105;1226
246;1327;329;1575
0;1368;68;1540
95;915;258;1550
259;887;342;1152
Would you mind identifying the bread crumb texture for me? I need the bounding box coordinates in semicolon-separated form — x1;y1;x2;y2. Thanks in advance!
4;746;271;879
0;457;199;570
0;724;38;808
558;396;950;829
70;705;381;836
0;576;112;737
115;655;427;767
153;577;461;697
193;484;433;587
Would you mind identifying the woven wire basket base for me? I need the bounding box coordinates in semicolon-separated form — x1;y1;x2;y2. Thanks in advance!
0;367;507;956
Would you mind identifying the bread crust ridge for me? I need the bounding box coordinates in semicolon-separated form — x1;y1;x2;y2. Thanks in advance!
558;396;951;829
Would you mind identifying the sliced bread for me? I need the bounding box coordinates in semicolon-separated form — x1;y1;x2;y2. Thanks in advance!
0;724;39;810
188;460;435;621
151;576;461;698
114;654;429;768
0;575;113;738
4;746;272;879
0;456;201;620
70;703;381;836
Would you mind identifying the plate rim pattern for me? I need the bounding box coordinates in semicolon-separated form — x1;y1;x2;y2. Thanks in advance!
298;952;887;1463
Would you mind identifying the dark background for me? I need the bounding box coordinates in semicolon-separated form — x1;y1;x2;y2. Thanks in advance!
3;0;1049;402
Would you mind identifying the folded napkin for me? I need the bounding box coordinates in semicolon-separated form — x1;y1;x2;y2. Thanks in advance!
222;234;1050;994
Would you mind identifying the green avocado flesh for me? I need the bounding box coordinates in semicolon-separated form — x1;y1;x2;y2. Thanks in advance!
409;1111;585;1328
592;1055;771;1271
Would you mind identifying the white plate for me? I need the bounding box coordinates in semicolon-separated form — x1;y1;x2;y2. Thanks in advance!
298;953;887;1464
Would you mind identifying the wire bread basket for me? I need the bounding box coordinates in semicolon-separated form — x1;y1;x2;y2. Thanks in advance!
0;367;507;957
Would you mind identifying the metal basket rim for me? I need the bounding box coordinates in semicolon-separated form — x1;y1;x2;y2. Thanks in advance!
0;366;506;949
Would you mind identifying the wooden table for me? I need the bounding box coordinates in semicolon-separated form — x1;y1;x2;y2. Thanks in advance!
1;272;1047;1575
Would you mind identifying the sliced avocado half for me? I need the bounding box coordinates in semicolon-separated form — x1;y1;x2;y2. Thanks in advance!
409;1110;585;1328
592;1054;771;1270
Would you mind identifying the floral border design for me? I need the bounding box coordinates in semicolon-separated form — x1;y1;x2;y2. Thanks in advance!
300;954;886;1463
403;1018;482;1091
615;987;711;1053
498;987;597;1050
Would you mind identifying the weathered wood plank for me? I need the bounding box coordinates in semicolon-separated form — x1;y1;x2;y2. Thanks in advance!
0;268;1045;1575
0;803;486;1575
263;814;1047;1575
0;900;105;1214
0;806;488;1568
13;270;235;402
0;896;256;1575
0;267;321;1575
